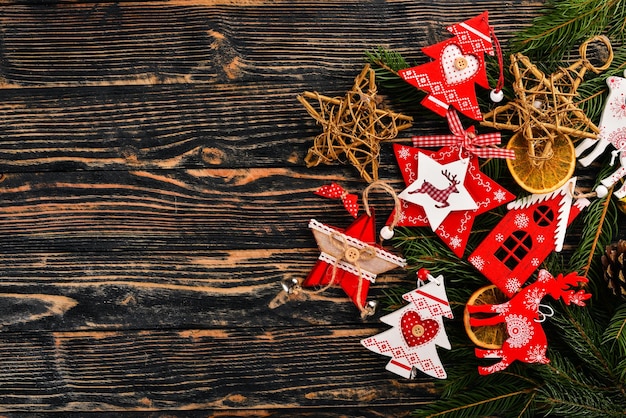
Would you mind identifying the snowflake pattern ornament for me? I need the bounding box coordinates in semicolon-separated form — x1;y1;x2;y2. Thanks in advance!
465;269;590;375
575;70;626;198
468;178;590;297
398;12;497;120
392;142;514;257
361;270;453;379
398;153;477;230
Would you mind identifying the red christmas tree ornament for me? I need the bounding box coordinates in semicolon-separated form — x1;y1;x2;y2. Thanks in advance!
466;269;591;375
468;178;590;297
391;112;514;257
398;12;501;120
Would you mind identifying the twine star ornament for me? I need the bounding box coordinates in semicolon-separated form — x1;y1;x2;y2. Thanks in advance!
480;36;613;193
298;64;413;183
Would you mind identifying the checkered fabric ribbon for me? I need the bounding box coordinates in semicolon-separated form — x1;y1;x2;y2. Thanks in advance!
412;108;515;160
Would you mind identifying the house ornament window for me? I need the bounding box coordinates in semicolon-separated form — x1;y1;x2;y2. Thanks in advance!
533;205;555;227
495;230;533;270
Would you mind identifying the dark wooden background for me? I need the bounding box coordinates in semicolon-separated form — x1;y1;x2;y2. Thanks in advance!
0;1;549;416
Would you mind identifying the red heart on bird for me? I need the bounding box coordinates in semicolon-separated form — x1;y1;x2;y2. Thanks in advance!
400;311;439;347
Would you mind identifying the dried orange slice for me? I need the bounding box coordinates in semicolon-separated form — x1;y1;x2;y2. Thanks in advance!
506;132;575;194
464;285;508;349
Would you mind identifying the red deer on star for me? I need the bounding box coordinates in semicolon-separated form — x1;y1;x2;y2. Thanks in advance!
409;170;460;208
466;269;591;375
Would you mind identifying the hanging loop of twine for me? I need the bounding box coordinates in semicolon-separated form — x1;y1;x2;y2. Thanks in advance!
579;35;613;74
362;180;402;236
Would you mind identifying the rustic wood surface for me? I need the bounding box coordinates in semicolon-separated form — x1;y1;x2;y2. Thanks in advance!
0;1;561;416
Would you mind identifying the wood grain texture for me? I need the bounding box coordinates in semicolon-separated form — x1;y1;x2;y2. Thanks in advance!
0;248;412;331
0;0;551;415
0;327;436;412
0;168;407;252
0;1;543;172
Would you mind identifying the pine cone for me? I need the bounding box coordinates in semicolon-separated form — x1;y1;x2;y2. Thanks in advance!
601;240;626;298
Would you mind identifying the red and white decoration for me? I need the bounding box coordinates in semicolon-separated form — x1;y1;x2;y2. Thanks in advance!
315;183;360;218
398;12;496;120
466;269;591;375
303;212;406;311
392;142;514;257
361;270;453;379
575;70;626;198
398;153;477;230
468;178;590;297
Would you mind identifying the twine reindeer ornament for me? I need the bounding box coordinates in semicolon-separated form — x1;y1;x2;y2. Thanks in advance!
269;181;406;318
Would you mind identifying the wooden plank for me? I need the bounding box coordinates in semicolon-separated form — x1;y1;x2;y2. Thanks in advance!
0;1;544;88
0;327;436;412
0;249;410;331
0;168;406;252
0;83;335;171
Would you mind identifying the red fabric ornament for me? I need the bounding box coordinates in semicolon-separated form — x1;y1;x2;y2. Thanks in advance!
468;178;590;297
303;211;406;311
466;269;591;375
398;12;496;120
391;143;514;257
315;183;360;218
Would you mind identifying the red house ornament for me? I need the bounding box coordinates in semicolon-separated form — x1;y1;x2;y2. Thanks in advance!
468;178;590;297
398;12;497;120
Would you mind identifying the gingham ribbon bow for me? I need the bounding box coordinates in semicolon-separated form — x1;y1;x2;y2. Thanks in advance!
315;183;359;218
412;109;515;160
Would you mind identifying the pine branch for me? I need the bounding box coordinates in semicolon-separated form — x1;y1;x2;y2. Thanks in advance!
602;303;626;356
535;352;624;417
511;0;626;62
365;47;424;106
413;385;537;418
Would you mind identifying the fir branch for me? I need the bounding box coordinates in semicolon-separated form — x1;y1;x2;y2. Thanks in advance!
601;302;626;355
618;356;626;383
581;191;614;278
568;161;620;275
535;353;624;418
511;0;626;61
560;306;616;379
365;47;424;106
413;385;537;418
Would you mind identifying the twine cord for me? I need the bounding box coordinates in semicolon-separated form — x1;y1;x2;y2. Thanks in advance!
362;180;402;234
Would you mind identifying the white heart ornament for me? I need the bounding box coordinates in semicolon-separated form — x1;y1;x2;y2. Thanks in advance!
441;44;479;86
